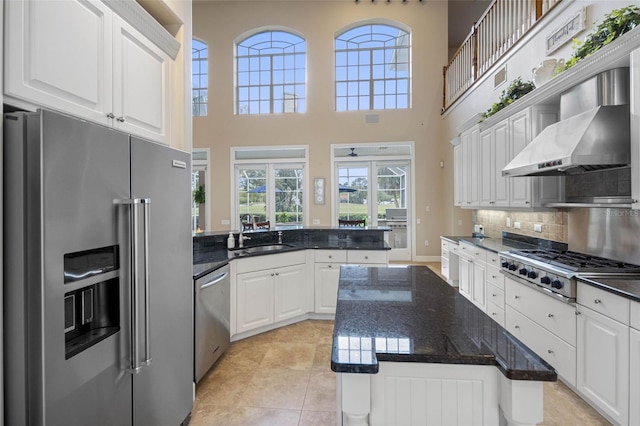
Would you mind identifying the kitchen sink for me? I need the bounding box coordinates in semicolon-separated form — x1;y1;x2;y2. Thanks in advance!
229;243;296;257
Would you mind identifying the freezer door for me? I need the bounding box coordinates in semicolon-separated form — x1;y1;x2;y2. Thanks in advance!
130;137;193;424
3;110;133;425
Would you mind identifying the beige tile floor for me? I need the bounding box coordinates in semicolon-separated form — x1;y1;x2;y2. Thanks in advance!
192;263;611;426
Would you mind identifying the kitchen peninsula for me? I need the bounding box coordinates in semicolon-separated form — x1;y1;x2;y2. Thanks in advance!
331;265;556;426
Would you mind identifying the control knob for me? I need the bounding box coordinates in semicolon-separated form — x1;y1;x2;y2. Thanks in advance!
527;270;538;279
501;261;509;268
551;279;564;289
519;267;528;275
508;263;518;271
540;276;551;285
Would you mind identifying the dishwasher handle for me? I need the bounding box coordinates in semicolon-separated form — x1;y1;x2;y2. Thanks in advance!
200;271;229;290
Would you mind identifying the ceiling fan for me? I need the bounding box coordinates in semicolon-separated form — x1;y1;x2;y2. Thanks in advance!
348;148;358;157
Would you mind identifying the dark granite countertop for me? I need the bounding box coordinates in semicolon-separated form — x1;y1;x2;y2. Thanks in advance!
193;227;390;280
577;275;640;303
331;265;557;381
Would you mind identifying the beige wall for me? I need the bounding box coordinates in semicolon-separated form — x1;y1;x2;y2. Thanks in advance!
193;0;448;258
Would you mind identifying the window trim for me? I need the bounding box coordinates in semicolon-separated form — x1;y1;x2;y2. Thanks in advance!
234;26;307;115
231;145;309;229
334;19;412;111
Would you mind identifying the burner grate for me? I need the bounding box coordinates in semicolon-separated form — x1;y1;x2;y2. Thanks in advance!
512;249;640;272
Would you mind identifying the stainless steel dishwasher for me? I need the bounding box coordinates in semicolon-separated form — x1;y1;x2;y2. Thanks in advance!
194;263;230;383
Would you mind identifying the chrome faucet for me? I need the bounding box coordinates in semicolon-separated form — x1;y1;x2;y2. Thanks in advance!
278;231;283;244
238;232;251;248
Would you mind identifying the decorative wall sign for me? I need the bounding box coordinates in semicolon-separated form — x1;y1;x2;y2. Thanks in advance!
545;7;587;55
314;178;325;205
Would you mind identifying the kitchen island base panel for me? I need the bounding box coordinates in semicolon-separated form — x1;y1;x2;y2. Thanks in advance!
337;362;543;426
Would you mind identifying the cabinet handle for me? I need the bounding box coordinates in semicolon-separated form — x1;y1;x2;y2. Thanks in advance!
328;265;332;268
107;112;115;119
514;295;520;299
575;310;581;315
547;349;554;354
328;255;332;259
491;312;497;316
117;116;126;123
593;299;601;304
525;201;531;204
514;325;520;329
275;272;279;276
271;273;275;276
547;313;554;318
492;275;497;279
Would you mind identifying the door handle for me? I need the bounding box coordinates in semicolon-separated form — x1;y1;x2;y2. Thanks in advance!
142;199;152;367
122;198;151;373
200;272;229;290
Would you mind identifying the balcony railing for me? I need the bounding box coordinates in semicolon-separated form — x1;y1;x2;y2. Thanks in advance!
443;0;562;111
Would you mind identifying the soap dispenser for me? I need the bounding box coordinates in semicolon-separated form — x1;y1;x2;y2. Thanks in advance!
227;232;235;249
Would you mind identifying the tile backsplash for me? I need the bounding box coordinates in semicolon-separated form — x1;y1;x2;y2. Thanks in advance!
474;210;568;243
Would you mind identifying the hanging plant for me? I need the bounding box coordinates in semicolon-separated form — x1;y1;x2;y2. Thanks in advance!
481;78;536;119
563;5;640;70
193;185;206;205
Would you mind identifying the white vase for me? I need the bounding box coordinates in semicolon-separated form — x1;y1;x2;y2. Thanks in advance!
532;58;565;87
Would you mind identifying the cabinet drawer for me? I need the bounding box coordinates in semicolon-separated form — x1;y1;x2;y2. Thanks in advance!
441;239;450;251
472;247;487;264
506;306;576;387
458;242;475;260
441;248;450;260
486;301;505;327
631;300;640;330
451;244;459;255
315;250;347;263
487;283;505;308
486;251;501;268
441;258;450;280
347;250;388;265
486;265;505;290
506;278;576;346
237;250;306;274
578;282;629;325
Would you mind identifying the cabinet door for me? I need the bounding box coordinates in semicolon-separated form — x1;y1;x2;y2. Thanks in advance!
509;110;532;207
314;263;341;314
630;328;640;425
468;127;481;206
4;0;113;124
459;130;470;206
492;120;510;207
471;261;486;312
479;129;493;206
453;144;463;206
577;305;629;425
274;264;306;322
458;256;473;300
236;271;274;333
112;15;170;143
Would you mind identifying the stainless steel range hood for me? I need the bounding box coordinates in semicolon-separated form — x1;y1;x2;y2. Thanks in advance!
502;67;630;178
502;104;630;177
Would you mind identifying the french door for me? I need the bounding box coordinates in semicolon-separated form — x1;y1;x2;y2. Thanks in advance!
335;160;411;261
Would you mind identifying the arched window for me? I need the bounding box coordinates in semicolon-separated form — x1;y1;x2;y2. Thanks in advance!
192;38;208;116
335;23;410;111
236;30;306;114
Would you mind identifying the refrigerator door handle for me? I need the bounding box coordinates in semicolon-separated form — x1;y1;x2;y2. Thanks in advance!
142;198;152;367
122;198;151;374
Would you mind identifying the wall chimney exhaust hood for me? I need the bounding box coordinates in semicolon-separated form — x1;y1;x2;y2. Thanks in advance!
502;68;630;178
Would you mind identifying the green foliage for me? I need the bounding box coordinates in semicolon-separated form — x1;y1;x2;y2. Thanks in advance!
193;185;206;204
481;78;536;119
564;5;640;70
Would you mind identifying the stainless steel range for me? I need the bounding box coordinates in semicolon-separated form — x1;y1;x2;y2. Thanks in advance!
500;249;640;303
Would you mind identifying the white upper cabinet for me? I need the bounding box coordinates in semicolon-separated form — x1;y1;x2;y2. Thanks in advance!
4;0;174;144
112;15;170;142
454;106;564;209
4;0;113;124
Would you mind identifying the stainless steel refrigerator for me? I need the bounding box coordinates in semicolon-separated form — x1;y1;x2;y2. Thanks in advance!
3;109;193;425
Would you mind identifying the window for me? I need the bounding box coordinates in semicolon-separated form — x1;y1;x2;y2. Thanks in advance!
192;149;209;232
236;30;306;114
233;147;308;229
335;23;410;111
192;39;208;116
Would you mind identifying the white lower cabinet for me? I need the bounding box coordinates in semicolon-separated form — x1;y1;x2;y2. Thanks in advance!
440;238;459;287
313;250;388;314
576;304;629;425
457;242;488;312
505;277;576;386
234;252;307;335
629;327;640;425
